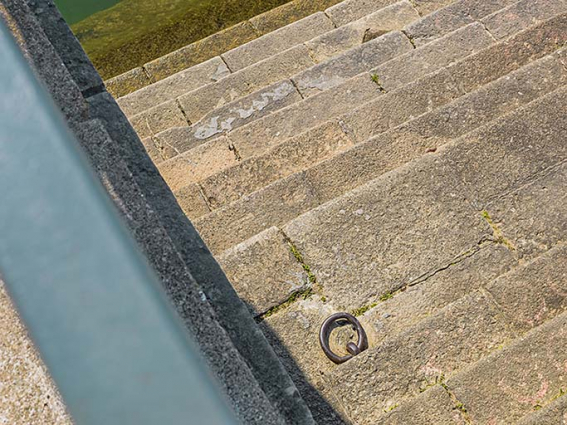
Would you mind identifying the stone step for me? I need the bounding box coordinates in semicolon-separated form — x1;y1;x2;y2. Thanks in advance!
190;16;567;252
205;47;567;314
517;393;567;425
377;307;567;423
327;243;567;423
150;28;410;152
158;21;492;184
119;0;418;130
104;0;348;98
137;0;510;148
187;33;567;218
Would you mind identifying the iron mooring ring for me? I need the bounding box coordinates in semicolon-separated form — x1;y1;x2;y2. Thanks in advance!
319;312;368;364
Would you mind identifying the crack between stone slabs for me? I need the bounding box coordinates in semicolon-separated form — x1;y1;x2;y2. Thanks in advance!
290;77;306;100
480;209;517;252
323;10;339;29
406;0;423;17
226;134;242;161
439;381;473;424
175;98;193;127
255;229;322;323
369;72;387;92
219;54;235;74
197;182;214;213
479;20;498;42
401;29;417;49
141;64;155;84
152;134;182;161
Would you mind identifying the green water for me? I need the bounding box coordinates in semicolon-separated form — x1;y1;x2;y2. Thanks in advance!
54;0;122;25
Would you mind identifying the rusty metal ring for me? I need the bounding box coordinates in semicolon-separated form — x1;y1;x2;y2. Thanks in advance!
319;312;368;364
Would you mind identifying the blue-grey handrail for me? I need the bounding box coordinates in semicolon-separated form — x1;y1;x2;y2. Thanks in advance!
0;19;237;425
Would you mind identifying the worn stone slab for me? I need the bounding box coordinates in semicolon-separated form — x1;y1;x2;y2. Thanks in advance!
447;13;567;93
327;292;516;423
325;0;399;27
117;57;230;117
161;80;301;153
178;44;315;123
139;136;163;165
293;30;412;97
223;12;334;72
158;136;236;191
260;299;350;425
194;171;323;254
230;73;381;159
105;67;151;99
306;0;419;63
360;244;516;345
199;121;354;209
153;126;210;159
405;0;517;47
446;85;567;209
129;100;187;139
377;385;467;424
0;280;71;425
517;394;567;425
488;164;567;262
174;182;211;221
374;22;493;91
481;0;567;41
446;312;567;423
486;244;567;334
284;153;490;311
251;0;343;35
217;227;309;316
144;21;258;83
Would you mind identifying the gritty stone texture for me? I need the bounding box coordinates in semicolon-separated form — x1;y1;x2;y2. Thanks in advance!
200;121;355;210
174;182;211;221
374;22;494;91
447;13;567;94
445;85;567;209
117;57;230;117
486;244;567;334
488;164;567;262
129;99;187;139
217;227;309;315
230;73;381;159
377;386;467;424
105;67;151;99
360;244;516;345
481;0;567;41
293;30;412;97
446;312;567;423
306;0;419;63
223;12;334;72
162;80;301;153
517;395;567;425
139;135;163;164
327;292;516;423
405;0;517;46
194;171;323;254
144;21;258;82
283;153;490;311
0;280;71;425
153;126;209;158
325;0;398;27
178;44;315;123
250;0;344;34
158;136;236;191
260;300;350;425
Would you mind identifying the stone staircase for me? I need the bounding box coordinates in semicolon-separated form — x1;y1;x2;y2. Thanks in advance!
107;0;567;423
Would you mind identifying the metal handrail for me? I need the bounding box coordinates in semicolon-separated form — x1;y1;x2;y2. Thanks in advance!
0;19;236;425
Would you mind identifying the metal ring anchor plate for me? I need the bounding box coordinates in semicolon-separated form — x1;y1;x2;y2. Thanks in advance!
319;312;368;364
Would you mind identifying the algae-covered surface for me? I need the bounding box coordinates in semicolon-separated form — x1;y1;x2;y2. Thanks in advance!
67;0;290;79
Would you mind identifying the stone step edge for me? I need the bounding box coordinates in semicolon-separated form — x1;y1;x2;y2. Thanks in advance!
179;19;567;225
149;18;487;162
376;293;567;423
118;0;418;120
327;242;567;420
105;0;378;98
